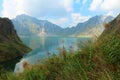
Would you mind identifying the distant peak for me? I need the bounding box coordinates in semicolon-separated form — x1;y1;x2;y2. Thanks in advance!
14;14;39;21
15;14;47;22
18;14;28;16
92;15;113;18
16;14;31;18
89;15;114;22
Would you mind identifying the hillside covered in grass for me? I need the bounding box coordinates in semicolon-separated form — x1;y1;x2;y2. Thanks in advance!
0;14;120;80
0;18;31;70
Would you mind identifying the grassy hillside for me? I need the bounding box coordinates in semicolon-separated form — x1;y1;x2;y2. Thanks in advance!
0;18;31;70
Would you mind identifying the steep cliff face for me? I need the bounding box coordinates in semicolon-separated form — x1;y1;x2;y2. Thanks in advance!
12;14;63;36
0;18;20;42
101;14;120;37
0;18;31;63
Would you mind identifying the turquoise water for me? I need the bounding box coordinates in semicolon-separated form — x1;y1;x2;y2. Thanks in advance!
14;36;90;73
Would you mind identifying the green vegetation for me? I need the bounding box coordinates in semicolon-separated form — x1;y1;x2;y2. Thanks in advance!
0;18;31;70
0;33;120;80
0;41;31;62
0;40;31;70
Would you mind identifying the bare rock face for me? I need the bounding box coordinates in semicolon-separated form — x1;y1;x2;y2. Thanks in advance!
0;18;31;68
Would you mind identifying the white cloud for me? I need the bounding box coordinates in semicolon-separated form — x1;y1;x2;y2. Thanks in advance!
2;0;25;18
106;11;114;16
90;0;120;11
100;0;120;11
74;0;87;4
2;0;73;18
60;18;68;22
89;0;120;16
89;0;103;11
107;11;120;17
63;0;73;12
71;13;90;26
49;17;68;26
75;0;80;4
82;0;87;4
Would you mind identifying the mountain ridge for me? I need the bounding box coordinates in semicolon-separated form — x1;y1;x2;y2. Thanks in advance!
62;15;114;36
12;14;114;37
12;14;63;36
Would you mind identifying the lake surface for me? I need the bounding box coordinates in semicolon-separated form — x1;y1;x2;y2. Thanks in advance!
14;36;90;73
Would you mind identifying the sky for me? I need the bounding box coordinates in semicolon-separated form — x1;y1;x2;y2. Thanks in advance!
0;0;120;28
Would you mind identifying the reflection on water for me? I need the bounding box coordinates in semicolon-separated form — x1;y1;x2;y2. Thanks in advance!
41;37;45;49
14;36;90;73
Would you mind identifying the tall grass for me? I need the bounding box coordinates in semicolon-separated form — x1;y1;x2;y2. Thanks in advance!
0;33;120;80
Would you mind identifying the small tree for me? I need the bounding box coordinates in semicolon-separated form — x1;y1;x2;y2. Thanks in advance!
104;23;109;28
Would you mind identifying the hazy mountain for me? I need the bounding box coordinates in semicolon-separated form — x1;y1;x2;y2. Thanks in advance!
62;15;114;37
12;14;63;36
12;14;113;37
0;18;31;69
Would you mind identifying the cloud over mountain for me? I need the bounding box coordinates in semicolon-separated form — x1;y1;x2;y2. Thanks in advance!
2;0;73;18
89;0;120;16
1;0;119;27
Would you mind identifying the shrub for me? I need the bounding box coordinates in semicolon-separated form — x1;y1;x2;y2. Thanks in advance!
104;23;110;28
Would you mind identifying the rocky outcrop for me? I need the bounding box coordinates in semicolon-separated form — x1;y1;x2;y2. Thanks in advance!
0;18;20;41
0;18;31;69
